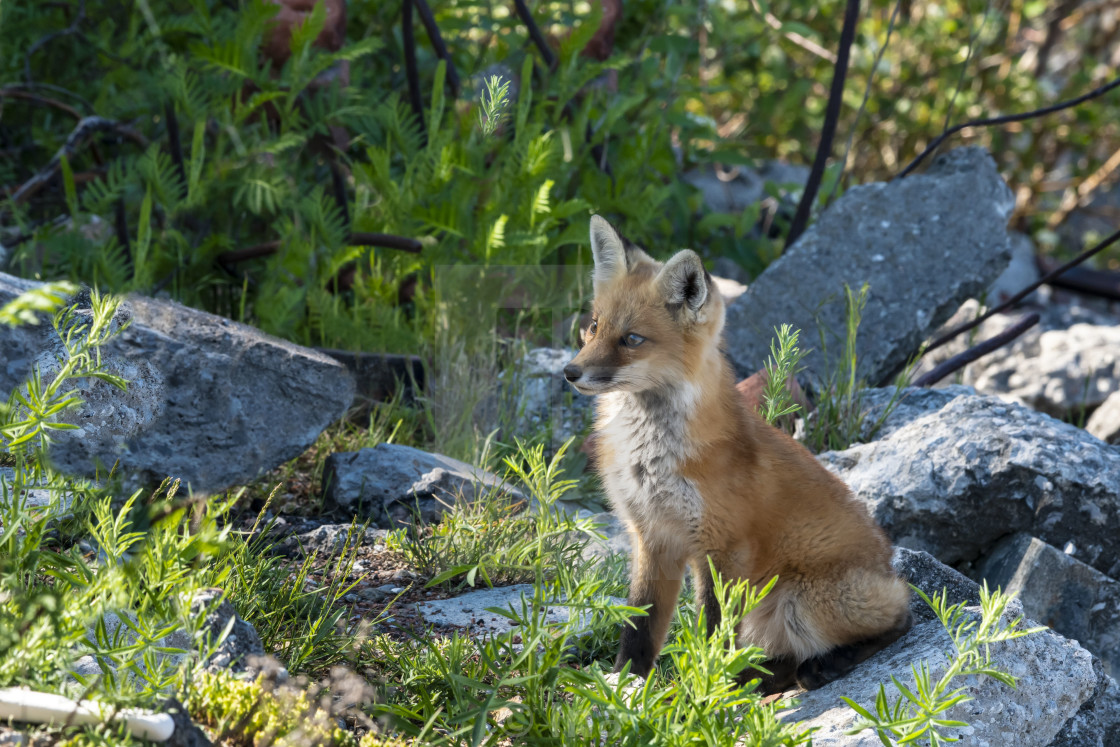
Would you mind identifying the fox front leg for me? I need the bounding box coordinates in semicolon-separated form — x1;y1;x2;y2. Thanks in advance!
615;539;685;678
692;555;723;639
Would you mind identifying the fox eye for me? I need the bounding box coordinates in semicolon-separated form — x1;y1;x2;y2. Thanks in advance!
622;333;646;347
588;320;598;336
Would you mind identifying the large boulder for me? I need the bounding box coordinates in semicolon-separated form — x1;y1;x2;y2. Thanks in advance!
820;387;1120;575
1088;390;1120;445
322;443;522;527
723;147;1014;383
0;274;355;493
505;348;593;455
784;549;1101;746
977;533;1120;679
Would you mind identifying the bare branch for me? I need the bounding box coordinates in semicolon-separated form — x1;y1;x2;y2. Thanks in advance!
925;226;1120;354
898;73;1120;178
914;313;1039;388
5;116;148;207
411;0;461;97
513;0;558;70
785;0;861;248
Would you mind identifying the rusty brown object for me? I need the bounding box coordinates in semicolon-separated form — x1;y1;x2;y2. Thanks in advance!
262;0;347;65
580;0;623;61
736;368;811;418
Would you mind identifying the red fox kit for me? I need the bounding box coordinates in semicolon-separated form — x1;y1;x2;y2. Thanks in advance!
564;216;911;693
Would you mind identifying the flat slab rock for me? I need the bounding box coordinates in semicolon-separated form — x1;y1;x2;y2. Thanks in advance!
724;147;1013;384
977;533;1120;680
820;386;1120;576
783;549;1100;746
414;584;622;637
323;443;523;527
0;274;355;493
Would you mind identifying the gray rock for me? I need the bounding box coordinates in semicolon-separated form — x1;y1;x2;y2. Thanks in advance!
724;147;1014;383
415;584;622;637
977;533;1120;678
783;548;1098;746
278;523;388;557
0;274;355;493
190;588;266;676
1048;658;1120;746
506;348;593;454
988;231;1041;304
159;697;213;747
0;727;26;747
820;389;1120;573
914;300;1120;419
578;511;631;561
322;443;522;527
1088;390;1120;445
683;160;809;214
73;590;265;683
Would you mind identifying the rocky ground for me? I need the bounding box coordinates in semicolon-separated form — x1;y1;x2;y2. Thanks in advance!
2;146;1120;744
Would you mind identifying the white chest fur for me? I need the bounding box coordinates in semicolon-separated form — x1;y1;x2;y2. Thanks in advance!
596;387;705;535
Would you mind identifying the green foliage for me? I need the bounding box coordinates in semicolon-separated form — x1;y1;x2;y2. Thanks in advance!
0;280;77;327
844;583;1046;746
205;496;375;677
187;669;357;747
802;284;916;453
759;323;808;426
385;437;602;588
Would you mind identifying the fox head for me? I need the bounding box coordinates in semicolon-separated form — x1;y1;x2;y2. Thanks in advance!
564;215;725;396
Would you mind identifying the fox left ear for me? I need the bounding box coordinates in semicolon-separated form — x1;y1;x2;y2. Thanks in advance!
658;250;710;316
589;215;627;290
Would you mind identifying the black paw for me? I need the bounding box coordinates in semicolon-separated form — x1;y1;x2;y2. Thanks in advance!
741;656;799;695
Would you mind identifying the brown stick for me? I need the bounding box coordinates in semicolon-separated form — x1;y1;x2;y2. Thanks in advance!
914;313;1040;387
898;73;1120;178
0;87;82;119
218;233;422;264
6;116;147;206
925;226;1120;355
1036;255;1120;302
784;0;861;248
513;0;558;70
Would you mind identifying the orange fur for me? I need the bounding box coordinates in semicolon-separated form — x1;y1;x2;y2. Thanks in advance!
566;216;909;690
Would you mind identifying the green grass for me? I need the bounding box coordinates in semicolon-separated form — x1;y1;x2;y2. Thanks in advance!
0;274;1042;747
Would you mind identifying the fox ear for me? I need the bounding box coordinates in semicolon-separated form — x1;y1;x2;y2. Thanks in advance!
589;215;627;289
658;250;710;316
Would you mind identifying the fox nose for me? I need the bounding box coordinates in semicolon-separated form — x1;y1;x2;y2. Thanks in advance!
563;364;582;383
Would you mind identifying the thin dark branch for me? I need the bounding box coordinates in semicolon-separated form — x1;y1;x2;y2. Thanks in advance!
513;0;558;70
926;226;1120;354
25;0;88;83
219;233;422;264
1036;255;1120;301
784;0;861;248
914;313;1040;387
899;73;1120;177
0;87;82;119
5;116;148;207
219;240;283;264
826;0;902;208
0;81;94;113
401;0;427;142
349;232;424;253
329;158;350;228
410;0;462;97
164;102;187;191
115;197;132;268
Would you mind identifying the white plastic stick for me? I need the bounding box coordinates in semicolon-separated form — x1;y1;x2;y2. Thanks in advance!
0;688;175;742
